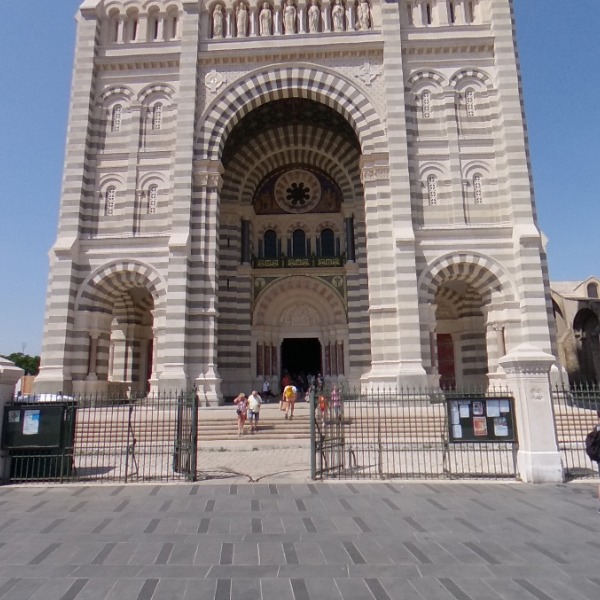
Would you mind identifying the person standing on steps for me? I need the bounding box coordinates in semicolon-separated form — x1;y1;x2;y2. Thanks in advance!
248;390;262;433
234;393;247;436
283;385;298;420
261;378;272;403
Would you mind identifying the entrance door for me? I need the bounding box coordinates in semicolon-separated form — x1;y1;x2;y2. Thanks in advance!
437;333;456;390
281;338;321;378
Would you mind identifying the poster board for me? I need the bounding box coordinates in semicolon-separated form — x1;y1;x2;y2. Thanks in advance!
447;397;516;443
2;404;66;449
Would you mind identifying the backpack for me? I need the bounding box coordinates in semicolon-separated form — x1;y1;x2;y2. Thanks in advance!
585;427;600;462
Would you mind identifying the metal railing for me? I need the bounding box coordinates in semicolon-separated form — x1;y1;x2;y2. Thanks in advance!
3;391;198;484
552;383;600;480
311;388;518;480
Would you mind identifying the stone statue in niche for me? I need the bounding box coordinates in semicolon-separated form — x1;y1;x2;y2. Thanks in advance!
356;0;371;30
236;3;248;37
284;0;296;34
212;4;224;38
259;2;272;36
308;0;320;33
332;0;345;32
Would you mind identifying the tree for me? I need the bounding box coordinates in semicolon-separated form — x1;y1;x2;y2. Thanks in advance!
1;353;40;376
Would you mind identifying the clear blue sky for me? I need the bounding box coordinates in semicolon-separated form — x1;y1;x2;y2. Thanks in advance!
1;1;599;356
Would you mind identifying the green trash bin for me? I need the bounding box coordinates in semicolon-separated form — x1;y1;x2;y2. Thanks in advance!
2;402;77;481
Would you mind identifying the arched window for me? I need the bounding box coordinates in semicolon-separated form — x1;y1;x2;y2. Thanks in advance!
422;90;431;119
473;174;483;204
148;185;158;214
587;283;599;299
425;2;433;25
427;175;438;206
448;1;456;23
152;103;163;130
105;186;116;216
263;229;278;258
149;12;160;41
291;229;307;258
111;104;122;132
465;89;475;117
320;228;335;257
466;0;475;23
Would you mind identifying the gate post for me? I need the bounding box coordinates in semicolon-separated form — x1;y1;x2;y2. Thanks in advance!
499;344;563;483
0;358;23;481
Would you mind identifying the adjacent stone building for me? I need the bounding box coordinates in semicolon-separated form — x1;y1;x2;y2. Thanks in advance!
36;0;558;406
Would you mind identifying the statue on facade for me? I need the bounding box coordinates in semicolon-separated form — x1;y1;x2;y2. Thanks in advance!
356;0;371;30
236;3;248;37
308;0;320;33
284;0;296;34
212;4;224;38
259;2;272;36
332;0;345;32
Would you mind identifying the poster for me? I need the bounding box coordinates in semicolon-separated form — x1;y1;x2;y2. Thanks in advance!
486;400;500;418
8;410;20;423
472;401;484;416
473;416;488;437
23;410;41;436
499;399;510;414
494;417;509;437
450;405;460;425
452;424;463;439
459;403;470;418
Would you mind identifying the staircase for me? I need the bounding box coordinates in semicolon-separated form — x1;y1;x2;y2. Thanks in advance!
198;403;312;442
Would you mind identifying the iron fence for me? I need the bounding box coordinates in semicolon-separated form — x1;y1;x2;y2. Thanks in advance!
311;388;518;480
2;391;198;484
551;383;600;480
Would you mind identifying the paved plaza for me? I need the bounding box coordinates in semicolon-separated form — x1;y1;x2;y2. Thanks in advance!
0;476;598;600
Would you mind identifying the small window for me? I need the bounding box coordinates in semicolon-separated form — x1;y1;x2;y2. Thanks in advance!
152;103;163;130
473;174;483;204
263;229;278;258
111;104;122;132
465;89;475;117
111;16;119;43
426;3;432;25
105;187;116;216
422;90;431;119
427;175;438;206
449;1;456;24
292;229;307;258
320;228;335;257
148;185;158;214
587;283;599;299
466;0;475;23
131;17;138;41
171;16;178;39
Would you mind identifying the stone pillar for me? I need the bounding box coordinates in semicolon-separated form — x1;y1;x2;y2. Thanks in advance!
226;6;234;37
344;216;355;262
298;0;307;33
346;0;356;30
274;2;283;34
86;332;100;381
0;358;24;481
322;0;331;31
189;160;225;405
241;219;251;264
249;4;258;35
499;345;564;483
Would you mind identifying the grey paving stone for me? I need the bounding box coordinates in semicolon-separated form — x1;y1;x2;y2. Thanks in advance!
260;578;295;600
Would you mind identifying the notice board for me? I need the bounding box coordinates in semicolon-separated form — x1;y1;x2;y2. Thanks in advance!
2;404;66;449
447;397;516;443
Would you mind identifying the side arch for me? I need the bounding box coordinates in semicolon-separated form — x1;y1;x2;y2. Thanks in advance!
418;252;518;305
197;64;386;160
75;260;167;314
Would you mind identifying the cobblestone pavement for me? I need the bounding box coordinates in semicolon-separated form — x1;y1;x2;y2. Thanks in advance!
0;478;599;600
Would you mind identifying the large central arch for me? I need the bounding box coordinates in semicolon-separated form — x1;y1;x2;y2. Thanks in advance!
197;63;386;159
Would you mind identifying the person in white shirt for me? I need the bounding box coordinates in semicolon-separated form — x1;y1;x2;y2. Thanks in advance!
248;390;262;433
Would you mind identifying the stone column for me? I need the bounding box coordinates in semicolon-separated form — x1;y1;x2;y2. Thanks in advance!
226;6;234;37
344;216;355;262
346;0;356;30
298;0;307;32
274;2;283;34
189;160;225;405
322;0;331;31
249;4;258;36
499;345;563;483
241;219;251;264
86;331;100;381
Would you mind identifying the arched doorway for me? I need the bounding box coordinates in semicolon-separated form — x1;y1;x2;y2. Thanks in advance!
215;96;369;396
73;263;164;396
573;309;600;384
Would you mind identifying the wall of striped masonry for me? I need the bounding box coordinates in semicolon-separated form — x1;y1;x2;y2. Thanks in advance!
37;0;559;408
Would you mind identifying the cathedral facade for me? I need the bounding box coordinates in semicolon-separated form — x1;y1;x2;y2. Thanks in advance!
36;0;557;404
